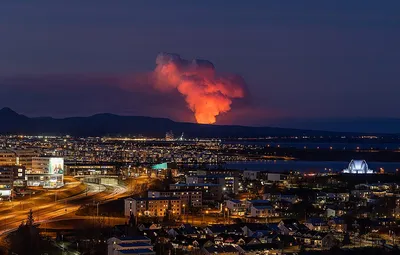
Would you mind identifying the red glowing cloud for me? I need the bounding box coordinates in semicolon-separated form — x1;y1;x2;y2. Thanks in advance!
153;53;247;124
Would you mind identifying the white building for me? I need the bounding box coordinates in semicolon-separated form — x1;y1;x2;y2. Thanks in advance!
342;160;374;174
250;205;274;218
246;200;275;218
225;199;247;216
26;157;64;188
31;157;64;174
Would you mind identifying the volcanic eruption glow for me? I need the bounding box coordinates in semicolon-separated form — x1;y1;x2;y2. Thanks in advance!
154;53;246;124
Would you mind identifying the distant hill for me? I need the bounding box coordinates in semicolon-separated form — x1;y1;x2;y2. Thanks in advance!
0;107;388;137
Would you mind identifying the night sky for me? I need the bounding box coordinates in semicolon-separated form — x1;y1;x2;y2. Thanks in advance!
1;1;399;129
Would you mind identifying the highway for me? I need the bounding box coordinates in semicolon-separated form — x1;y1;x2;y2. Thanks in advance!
0;182;121;236
0;176;152;237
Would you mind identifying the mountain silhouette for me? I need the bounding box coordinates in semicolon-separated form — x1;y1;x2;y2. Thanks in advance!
0;107;381;137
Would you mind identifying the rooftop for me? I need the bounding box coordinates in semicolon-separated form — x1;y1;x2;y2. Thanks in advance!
118;242;153;248
117;249;155;254
133;197;181;201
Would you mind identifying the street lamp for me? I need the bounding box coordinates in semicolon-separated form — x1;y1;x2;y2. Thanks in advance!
225;208;230;224
203;210;209;225
182;204;187;223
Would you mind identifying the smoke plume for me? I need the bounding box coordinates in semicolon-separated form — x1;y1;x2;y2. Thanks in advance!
154;53;247;124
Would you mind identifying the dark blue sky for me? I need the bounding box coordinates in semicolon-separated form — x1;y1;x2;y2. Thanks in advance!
1;1;400;128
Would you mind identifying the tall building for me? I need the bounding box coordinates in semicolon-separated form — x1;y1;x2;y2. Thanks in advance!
165;131;174;141
27;157;64;188
0;150;17;166
32;157;64;174
0;167;14;198
0;149;38;170
0;165;26;195
14;149;38;170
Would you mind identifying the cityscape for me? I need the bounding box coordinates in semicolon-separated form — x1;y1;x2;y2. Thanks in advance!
0;132;399;254
1;1;400;255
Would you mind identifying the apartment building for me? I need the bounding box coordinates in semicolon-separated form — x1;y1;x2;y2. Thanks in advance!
148;190;202;207
124;197;181;217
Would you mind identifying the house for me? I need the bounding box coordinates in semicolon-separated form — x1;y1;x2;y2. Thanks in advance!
201;245;239;255
326;208;336;218
250;205;274;218
271;235;297;247
326;205;346;218
204;224;230;236
215;233;261;246
241;223;274;237
246;200;271;209
166;228;180;238
328;217;347;233
246;200;276;218
226;199;247;216
238;243;281;255
179;224;205;238
237;237;262;246
107;236;155;255
293;231;336;248
304;218;329;232
137;223;162;232
278;219;308;235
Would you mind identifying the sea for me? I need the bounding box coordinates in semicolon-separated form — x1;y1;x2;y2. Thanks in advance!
219;160;400;173
222;141;400;150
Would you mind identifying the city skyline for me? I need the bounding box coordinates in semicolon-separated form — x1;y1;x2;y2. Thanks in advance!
1;1;400;127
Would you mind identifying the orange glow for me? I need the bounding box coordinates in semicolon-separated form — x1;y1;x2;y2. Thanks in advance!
154;53;246;124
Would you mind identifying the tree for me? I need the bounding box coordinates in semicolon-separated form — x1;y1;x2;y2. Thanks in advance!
128;213;138;236
9;210;41;254
299;245;306;254
342;232;351;245
27;209;34;226
163;209;172;223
